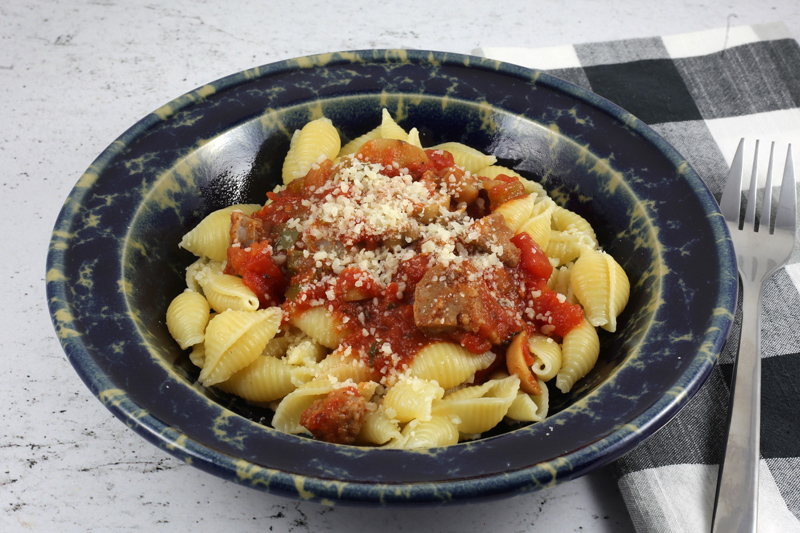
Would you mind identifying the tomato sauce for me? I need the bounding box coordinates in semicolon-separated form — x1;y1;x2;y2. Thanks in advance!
225;240;287;307
227;138;585;382
527;280;585;337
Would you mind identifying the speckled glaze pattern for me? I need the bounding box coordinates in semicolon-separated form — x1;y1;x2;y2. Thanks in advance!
46;49;737;505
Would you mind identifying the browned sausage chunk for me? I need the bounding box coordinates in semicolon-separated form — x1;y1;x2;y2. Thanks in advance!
299;387;368;444
413;262;481;336
413;262;511;345
462;213;521;267
229;211;266;248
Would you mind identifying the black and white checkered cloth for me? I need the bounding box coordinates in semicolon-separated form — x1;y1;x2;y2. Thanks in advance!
477;22;800;533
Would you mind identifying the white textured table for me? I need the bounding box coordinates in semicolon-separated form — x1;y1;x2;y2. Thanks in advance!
4;1;800;531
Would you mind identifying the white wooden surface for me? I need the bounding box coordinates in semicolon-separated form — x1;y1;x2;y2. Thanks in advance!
4;1;800;531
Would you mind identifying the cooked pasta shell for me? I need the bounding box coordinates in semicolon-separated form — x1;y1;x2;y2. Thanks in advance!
407;342;496;390
314;347;373;383
483;373;522;399
185;257;210;292
432;375;519;434
505;331;542;396
428;142;496;174
262;334;291;359
383;377;444;423
284;335;328;367
379;108;408;141
476;164;522;180
494;193;536;233
555;318;600;394
282;117;341;184
432;394;515;435
445;372;519;400
570;247;630;332
187;259;223;293
338;124;381;157
200;307;282;386
356;410;402;445
289;306;347;349
166;290;210;349
443;373;516;402
406;127;423;149
506;381;549;423
289;366;317;387
551;205;597;247
529;334;562;381
179;204;261;262
532;196;557;216
516;197;556;249
521;178;548;198
545;230;590;266
547;264;576;304
189;343;206;369
216;354;296;403
400;416;459;449
197;269;259;313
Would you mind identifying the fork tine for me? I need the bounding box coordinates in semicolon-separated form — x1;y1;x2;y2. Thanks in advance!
744;140;760;228
760;143;775;232
775;144;796;233
721;138;746;225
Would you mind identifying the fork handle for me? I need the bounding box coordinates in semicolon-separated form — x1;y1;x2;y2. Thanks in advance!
711;279;762;533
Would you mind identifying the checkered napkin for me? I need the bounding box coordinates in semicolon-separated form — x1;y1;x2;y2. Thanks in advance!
476;22;800;533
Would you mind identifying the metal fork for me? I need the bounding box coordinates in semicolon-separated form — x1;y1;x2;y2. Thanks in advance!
711;139;797;532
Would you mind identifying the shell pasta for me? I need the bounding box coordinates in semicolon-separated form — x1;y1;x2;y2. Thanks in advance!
166;109;630;447
166;290;210;350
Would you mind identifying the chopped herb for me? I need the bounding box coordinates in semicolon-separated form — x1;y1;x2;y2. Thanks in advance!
368;342;378;367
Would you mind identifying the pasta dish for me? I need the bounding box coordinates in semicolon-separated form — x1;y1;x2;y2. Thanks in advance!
166;110;629;447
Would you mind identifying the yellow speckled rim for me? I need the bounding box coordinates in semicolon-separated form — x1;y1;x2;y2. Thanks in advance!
46;49;737;505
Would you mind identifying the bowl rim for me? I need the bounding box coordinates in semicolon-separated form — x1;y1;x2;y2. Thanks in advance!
46;48;738;505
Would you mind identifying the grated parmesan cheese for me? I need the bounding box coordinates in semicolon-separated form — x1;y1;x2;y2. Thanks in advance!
279;155;508;287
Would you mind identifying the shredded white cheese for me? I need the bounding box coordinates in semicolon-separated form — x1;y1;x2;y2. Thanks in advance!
278;155;505;286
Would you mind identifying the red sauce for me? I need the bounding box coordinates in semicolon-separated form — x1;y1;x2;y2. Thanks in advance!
282;254;445;379
512;232;553;280
257;190;305;225
225;240;287;307
344;303;432;379
530;279;584;337
228;138;586;381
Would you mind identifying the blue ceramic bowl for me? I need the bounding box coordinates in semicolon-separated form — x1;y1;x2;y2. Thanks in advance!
46;50;737;505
